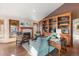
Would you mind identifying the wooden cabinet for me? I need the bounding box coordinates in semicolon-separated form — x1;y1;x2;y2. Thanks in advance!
57;13;71;34
39;12;72;46
48;17;57;34
57;13;72;46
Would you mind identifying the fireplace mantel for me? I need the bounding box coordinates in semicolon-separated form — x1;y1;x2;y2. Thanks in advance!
20;27;33;29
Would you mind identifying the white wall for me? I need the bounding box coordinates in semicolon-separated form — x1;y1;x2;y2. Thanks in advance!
0;16;33;43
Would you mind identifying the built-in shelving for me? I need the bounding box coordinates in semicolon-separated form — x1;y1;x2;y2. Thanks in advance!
39;12;72;46
58;16;70;34
9;19;19;38
48;17;57;33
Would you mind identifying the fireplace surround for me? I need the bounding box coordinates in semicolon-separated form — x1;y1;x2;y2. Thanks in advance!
20;27;33;39
23;32;31;39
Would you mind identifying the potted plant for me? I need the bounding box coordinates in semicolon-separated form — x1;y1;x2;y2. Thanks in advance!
20;22;24;27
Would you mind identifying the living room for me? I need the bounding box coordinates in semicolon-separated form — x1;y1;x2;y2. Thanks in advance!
0;3;79;56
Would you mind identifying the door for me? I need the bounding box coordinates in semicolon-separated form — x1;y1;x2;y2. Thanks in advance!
73;18;79;48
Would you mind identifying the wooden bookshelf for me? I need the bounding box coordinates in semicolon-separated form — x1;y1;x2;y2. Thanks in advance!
57;14;70;34
39;12;72;46
57;12;72;46
42;19;49;36
48;17;57;34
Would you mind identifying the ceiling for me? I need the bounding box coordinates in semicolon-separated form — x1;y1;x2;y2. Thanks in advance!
0;3;63;20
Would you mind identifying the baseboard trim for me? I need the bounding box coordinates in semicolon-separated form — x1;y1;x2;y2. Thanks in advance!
0;41;16;44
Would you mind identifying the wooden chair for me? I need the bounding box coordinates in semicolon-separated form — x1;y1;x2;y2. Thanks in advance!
20;33;30;45
16;32;23;46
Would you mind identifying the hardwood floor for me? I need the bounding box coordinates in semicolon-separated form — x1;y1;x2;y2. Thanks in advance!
15;46;30;56
0;42;16;56
0;42;30;56
61;47;79;56
0;42;79;56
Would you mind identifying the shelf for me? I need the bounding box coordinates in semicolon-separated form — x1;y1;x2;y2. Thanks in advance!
39;12;72;46
59;24;69;26
58;20;69;22
58;15;70;35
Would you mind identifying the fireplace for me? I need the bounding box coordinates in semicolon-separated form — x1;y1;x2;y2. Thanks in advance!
20;27;33;38
23;32;31;39
20;32;31;45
